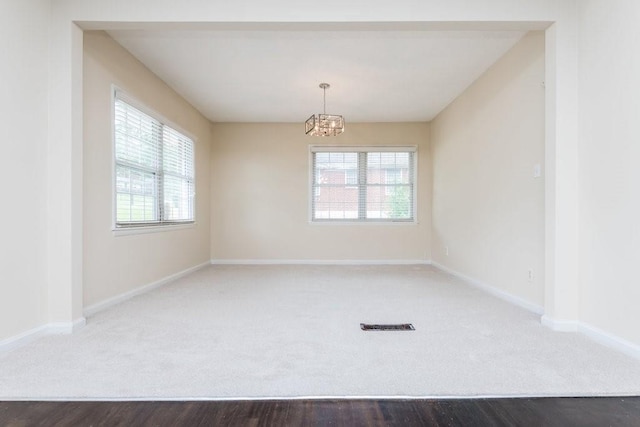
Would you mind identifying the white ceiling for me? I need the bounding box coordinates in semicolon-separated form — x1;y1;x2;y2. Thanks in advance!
107;27;526;123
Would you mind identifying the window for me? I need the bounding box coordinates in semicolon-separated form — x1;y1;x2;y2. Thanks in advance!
114;92;195;228
311;147;416;222
345;169;358;186
384;168;403;195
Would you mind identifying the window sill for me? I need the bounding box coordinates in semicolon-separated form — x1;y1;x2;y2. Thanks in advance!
112;222;195;237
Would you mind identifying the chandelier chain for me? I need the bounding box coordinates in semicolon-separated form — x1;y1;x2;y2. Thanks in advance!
319;82;330;114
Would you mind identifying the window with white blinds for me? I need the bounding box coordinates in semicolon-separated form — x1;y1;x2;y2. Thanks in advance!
311;147;416;222
114;92;195;228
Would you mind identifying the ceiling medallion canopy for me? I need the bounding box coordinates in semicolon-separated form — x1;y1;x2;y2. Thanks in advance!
305;83;345;136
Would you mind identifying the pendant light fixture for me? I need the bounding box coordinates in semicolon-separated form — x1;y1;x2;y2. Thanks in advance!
305;83;345;136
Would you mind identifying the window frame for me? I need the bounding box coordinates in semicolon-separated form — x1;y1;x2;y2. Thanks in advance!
111;88;196;234
309;146;418;224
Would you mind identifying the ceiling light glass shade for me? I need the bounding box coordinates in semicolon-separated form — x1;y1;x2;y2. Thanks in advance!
305;83;345;136
305;113;345;136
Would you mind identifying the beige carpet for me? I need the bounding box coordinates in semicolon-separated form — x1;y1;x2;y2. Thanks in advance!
1;265;639;400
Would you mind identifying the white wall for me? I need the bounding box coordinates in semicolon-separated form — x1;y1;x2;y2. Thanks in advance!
83;32;212;308
578;0;640;345
210;123;431;262
0;0;50;341
431;32;546;307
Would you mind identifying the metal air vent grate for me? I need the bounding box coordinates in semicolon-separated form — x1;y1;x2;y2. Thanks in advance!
360;323;415;331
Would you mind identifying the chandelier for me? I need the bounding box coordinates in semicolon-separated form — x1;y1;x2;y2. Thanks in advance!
305;83;345;136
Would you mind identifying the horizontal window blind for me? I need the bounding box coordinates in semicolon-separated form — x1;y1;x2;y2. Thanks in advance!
311;147;416;222
161;126;195;222
114;93;195;228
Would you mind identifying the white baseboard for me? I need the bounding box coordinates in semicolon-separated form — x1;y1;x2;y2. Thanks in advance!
431;261;545;315
3;260;210;352
210;259;432;266
0;325;49;352
578;322;640;360
83;261;210;317
431;263;640;360
540;315;578;332
0;317;86;353
48;317;87;334
541;316;640;359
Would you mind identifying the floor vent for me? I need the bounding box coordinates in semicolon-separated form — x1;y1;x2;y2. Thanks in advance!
360;323;415;331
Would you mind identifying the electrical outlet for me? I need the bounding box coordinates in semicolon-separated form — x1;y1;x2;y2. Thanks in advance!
528;269;534;281
533;164;542;178
445;246;449;256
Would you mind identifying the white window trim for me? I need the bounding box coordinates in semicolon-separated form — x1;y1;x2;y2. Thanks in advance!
308;145;418;224
113;222;195;237
111;87;197;233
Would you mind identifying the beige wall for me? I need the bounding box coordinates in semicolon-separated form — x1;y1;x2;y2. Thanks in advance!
431;32;545;307
210;122;431;262
0;0;50;341
83;31;212;308
578;0;640;345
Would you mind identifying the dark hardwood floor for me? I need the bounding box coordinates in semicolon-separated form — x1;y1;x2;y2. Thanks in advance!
1;397;639;426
